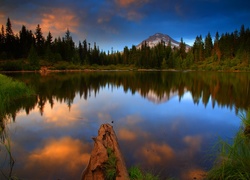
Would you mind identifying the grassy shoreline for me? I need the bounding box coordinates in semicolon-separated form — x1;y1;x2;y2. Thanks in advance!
0;74;35;118
1;59;250;72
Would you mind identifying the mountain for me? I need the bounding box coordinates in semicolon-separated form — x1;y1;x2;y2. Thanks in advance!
138;89;179;104
137;33;191;50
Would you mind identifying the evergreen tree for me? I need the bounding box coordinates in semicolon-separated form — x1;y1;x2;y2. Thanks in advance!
78;41;84;64
45;32;53;62
165;40;172;68
64;29;75;61
214;31;221;61
193;35;204;62
204;32;213;58
46;31;53;47
92;42;99;65
19;25;33;58
5;17;15;58
35;24;45;56
179;37;186;60
82;39;88;64
122;46;129;65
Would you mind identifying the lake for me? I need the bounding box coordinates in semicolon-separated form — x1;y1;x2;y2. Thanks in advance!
1;71;250;179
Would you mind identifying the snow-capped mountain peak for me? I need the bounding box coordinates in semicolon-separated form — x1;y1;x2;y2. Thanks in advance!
137;33;190;49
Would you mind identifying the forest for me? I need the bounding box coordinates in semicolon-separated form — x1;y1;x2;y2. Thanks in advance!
0;17;250;71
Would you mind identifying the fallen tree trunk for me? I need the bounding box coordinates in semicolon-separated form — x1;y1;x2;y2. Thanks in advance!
81;124;129;180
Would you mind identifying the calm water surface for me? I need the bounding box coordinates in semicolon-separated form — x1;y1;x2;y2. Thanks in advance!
1;71;250;179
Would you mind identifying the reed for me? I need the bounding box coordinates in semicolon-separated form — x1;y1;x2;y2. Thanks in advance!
128;166;160;180
207;110;250;179
0;74;34;106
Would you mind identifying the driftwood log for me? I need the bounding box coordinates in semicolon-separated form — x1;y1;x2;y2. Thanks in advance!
81;124;129;180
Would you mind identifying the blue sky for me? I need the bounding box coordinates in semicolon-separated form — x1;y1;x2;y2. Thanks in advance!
0;0;250;52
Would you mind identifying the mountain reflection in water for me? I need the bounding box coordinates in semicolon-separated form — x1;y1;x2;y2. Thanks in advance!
1;71;249;179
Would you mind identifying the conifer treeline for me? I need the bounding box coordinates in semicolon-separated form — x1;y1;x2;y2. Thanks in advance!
0;17;249;69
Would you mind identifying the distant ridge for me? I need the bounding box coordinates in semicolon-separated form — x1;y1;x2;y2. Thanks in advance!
137;33;191;50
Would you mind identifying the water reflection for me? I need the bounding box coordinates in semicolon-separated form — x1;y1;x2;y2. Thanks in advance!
0;71;249;179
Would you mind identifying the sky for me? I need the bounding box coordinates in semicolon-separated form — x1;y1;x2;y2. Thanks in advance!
0;0;250;52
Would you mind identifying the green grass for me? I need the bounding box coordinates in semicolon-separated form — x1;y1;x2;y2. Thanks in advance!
104;147;117;180
207;110;250;179
0;74;34;111
128;166;160;180
0;73;34;139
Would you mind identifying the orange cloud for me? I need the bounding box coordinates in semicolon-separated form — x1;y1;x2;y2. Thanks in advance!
40;8;80;37
115;0;137;7
138;142;175;165
123;115;143;125
183;135;202;151
182;135;202;158
97;112;111;121
25;137;91;177
115;0;149;21
43;101;81;127
115;0;150;7
0;8;81;39
118;128;137;141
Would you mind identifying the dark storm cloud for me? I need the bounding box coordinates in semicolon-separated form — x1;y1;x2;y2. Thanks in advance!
0;0;250;50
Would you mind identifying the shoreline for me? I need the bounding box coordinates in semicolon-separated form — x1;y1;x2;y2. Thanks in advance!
0;68;248;73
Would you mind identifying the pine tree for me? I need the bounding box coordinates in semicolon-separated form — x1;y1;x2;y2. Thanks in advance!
45;32;53;62
214;31;221;61
204;32;213;58
122;46;129;65
5;18;15;58
179;37;186;60
46;31;53;47
82;39;88;64
35;24;45;56
193;35;204;62
19;25;33;58
64;29;75;61
78;41;84;64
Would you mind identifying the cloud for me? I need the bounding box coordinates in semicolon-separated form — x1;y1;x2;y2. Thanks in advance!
122;115;143;125
115;0;137;7
182;135;203;157
118;128;137;141
115;0;150;8
113;0;150;21
40;8;80;37
183;135;202;151
97;112;112;121
137;142;175;165
24;137;91;178
42;101;81;127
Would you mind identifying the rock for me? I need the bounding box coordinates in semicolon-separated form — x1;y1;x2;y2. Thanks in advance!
81;124;129;180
